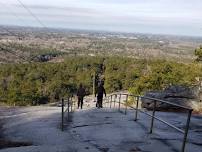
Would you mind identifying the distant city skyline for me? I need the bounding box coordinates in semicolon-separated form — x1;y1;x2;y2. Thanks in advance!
0;0;202;37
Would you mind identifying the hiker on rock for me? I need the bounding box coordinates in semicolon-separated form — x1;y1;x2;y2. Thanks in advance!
95;82;106;108
77;83;86;109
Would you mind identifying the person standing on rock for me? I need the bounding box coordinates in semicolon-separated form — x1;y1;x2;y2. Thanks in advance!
77;83;86;109
95;82;106;108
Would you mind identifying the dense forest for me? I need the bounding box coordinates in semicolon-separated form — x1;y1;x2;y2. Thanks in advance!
0;56;202;106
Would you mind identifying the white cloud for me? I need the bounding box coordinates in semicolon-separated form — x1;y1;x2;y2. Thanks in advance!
0;0;202;36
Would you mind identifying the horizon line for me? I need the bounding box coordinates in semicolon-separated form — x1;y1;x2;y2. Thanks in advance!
1;24;202;39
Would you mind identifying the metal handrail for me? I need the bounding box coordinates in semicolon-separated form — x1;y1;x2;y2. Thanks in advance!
111;93;192;110
103;93;193;152
61;96;75;131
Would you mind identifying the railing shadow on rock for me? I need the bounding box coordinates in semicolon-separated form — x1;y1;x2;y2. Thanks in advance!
103;93;193;152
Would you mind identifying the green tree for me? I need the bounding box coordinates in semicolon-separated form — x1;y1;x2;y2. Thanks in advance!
195;45;202;61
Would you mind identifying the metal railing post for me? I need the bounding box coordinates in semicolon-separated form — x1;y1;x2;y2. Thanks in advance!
125;95;128;115
150;100;157;134
105;98;107;107
135;96;139;121
67;97;70;121
72;97;76;111
114;94;116;108
181;110;192;152
110;95;112;108
118;94;121;112
61;98;64;131
108;96;110;108
70;97;73;112
106;97;107;108
73;96;75;111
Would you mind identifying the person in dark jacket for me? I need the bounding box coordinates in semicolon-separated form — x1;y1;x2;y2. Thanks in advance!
77;83;86;109
95;82;106;108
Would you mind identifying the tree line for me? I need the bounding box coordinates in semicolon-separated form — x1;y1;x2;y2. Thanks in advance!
0;56;201;106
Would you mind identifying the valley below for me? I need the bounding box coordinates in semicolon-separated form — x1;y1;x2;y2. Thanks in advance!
1;26;202;63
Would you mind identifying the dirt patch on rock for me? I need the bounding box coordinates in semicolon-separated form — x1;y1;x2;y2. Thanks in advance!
0;108;32;149
129;147;142;152
0;139;32;149
0;121;32;149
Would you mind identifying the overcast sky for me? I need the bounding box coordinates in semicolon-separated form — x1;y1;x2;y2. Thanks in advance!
0;0;202;36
